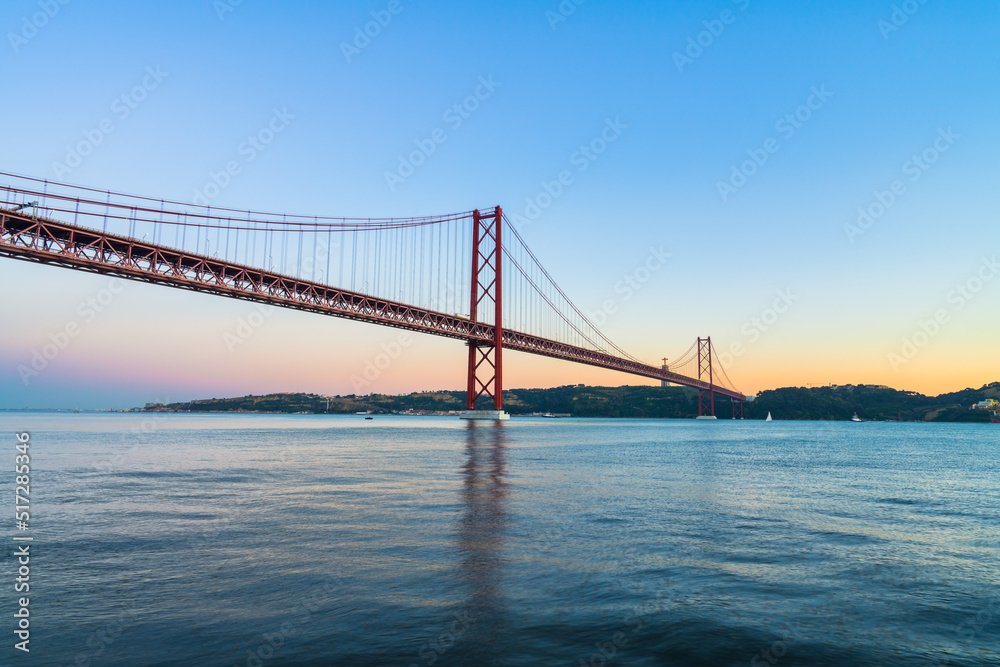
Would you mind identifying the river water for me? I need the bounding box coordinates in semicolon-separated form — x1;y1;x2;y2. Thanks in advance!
1;413;998;666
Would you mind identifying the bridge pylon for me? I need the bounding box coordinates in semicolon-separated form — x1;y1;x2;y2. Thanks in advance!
696;336;717;420
461;206;509;421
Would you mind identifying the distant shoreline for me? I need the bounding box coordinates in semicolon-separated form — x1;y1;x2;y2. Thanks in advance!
2;410;996;425
130;382;997;422
7;382;998;422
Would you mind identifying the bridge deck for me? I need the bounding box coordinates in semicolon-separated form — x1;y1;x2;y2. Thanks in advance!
0;209;744;401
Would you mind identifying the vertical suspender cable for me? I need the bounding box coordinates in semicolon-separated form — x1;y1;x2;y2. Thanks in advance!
351;229;358;291
326;223;332;286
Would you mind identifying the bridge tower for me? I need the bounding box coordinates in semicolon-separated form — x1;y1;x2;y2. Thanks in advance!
461;206;509;420
696;336;717;420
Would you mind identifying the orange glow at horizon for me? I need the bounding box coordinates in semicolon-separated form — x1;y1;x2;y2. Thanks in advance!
32;335;992;403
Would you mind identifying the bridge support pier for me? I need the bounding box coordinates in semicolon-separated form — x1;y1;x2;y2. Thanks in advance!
732;398;745;420
460;409;510;421
460;207;509;421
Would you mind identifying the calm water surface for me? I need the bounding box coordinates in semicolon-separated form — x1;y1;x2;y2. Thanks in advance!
1;413;998;666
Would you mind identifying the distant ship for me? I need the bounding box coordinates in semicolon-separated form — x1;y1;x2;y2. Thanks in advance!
851;413;863;422
765;412;772;422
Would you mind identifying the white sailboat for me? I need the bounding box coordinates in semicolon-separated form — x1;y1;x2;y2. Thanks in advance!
765;412;773;422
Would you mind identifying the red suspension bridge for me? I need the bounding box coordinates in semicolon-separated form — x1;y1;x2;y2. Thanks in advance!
0;172;745;419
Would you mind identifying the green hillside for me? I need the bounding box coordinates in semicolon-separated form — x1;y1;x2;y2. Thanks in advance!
747;383;1000;422
142;382;1000;422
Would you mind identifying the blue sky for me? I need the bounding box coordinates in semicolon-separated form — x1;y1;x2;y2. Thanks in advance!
2;0;998;408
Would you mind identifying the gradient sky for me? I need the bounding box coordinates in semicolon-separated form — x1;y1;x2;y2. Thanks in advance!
2;0;998;409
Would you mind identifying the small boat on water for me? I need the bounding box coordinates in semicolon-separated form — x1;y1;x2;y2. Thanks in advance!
851;413;863;422
765;412;772;422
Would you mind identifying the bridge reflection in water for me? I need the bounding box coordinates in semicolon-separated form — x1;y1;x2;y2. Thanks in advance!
456;422;510;665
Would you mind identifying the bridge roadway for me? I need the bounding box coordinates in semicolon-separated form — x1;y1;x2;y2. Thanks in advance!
0;208;744;401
